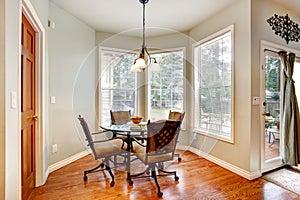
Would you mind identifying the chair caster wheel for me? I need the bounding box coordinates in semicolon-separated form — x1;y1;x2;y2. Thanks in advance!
110;181;115;187
178;157;182;162
83;175;88;181
175;176;179;181
158;191;163;197
129;180;133;186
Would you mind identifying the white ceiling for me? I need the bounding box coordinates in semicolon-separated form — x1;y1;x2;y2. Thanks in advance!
50;0;300;37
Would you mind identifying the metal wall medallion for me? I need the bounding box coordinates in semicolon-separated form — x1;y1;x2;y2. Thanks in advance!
267;14;300;44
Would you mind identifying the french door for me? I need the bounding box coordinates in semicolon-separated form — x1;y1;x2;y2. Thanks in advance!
261;42;300;173
261;45;284;172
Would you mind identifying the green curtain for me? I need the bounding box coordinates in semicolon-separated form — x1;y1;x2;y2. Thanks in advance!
279;51;300;166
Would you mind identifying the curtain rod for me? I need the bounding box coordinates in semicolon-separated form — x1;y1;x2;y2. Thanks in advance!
264;48;300;59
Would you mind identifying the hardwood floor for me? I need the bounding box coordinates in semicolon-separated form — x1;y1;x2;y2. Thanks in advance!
265;140;279;160
265;130;280;160
30;151;300;200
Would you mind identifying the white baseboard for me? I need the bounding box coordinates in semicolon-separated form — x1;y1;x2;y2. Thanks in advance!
176;144;190;151
48;149;91;174
177;145;261;180
44;167;50;184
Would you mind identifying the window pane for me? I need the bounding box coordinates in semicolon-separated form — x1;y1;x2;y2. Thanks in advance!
264;54;281;160
149;50;184;120
194;28;233;141
100;49;136;123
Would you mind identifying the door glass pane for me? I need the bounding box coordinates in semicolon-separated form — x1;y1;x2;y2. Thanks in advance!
264;55;281;161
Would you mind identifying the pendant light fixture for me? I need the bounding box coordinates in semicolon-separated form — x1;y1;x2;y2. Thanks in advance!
130;0;161;72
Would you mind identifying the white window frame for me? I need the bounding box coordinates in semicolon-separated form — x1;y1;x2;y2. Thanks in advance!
192;24;235;143
98;46;138;123
146;47;186;129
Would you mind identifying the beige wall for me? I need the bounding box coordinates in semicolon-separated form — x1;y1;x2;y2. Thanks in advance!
48;2;97;165
189;0;252;173
0;0;5;199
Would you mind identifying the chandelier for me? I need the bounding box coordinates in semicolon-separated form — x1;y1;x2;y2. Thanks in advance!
130;0;161;72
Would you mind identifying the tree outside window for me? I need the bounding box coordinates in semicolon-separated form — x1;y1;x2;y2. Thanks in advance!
99;49;136;123
149;50;184;120
264;55;281;128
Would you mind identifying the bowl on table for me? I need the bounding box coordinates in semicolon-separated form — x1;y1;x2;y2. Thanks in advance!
131;116;143;124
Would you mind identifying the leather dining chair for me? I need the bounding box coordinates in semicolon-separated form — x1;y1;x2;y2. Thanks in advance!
110;110;132;143
168;110;185;122
129;120;181;197
78;115;125;187
110;110;131;125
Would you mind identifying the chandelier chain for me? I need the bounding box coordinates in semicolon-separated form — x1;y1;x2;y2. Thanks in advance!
142;3;146;48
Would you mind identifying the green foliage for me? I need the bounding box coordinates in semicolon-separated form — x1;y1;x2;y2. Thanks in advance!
198;34;231;116
102;51;136;111
150;51;184;109
265;56;280;92
112;54;135;89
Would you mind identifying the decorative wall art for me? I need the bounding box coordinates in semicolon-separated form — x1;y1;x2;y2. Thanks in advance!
267;14;300;44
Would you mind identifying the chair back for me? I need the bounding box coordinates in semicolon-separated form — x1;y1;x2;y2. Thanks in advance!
110;110;131;125
146;120;181;156
78;115;97;157
168;110;185;122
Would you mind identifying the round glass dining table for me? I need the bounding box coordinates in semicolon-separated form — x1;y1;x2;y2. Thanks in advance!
100;122;147;136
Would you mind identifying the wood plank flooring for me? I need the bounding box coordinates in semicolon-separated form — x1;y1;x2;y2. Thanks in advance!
30;151;300;200
265;134;280;160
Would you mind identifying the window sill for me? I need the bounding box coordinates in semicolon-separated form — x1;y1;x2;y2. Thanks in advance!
193;128;234;144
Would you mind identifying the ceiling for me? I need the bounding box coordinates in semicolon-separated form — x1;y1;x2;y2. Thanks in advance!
50;0;300;37
271;0;300;16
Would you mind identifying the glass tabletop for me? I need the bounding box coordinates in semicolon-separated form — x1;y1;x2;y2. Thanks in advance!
100;122;147;133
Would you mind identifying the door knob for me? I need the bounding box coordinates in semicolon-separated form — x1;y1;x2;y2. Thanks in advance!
262;112;270;116
32;115;38;121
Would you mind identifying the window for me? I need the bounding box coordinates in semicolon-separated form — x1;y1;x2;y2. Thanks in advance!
148;49;184;121
99;48;136;123
193;25;234;142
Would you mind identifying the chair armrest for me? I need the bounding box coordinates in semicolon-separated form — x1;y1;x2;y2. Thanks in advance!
131;137;146;147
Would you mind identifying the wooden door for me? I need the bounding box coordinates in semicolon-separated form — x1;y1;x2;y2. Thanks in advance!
21;14;36;200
